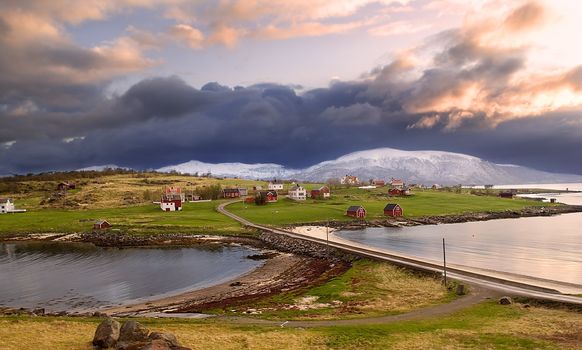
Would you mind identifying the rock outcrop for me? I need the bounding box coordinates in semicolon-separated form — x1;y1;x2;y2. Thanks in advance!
92;318;121;348
92;319;190;350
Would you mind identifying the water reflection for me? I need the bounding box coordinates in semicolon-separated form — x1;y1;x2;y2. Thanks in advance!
337;213;582;285
0;242;261;311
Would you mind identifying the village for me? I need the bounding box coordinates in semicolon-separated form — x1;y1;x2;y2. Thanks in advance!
151;176;411;219
0;171;529;234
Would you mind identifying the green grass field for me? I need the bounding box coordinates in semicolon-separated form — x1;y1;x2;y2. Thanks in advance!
0;186;552;236
0;200;245;236
228;188;552;226
1;300;580;349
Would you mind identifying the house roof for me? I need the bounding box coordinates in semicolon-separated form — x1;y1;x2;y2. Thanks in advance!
94;219;109;225
347;205;364;212
223;188;240;193
289;185;304;191
259;190;277;196
384;203;400;210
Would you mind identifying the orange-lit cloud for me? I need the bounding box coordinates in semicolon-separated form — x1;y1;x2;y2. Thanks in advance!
368;1;582;130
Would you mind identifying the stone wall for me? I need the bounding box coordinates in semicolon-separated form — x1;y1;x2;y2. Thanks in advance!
258;231;357;262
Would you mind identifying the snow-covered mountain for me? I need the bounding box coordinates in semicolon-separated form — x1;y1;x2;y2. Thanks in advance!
157;148;582;185
77;164;125;171
157;160;297;179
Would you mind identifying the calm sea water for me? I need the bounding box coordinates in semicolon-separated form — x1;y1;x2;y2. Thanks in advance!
469;183;582;205
337;213;582;286
0;242;261;311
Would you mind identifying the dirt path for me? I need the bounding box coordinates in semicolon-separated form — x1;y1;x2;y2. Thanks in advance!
221;284;498;328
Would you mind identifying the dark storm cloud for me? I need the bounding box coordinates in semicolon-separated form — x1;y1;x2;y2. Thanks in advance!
2;1;582;176
3;75;582;176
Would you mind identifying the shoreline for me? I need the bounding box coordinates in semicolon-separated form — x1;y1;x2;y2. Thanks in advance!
285;204;582;231
104;252;348;317
0;234;349;317
2;205;580;243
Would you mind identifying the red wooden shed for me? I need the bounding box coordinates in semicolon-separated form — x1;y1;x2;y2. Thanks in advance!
93;220;111;230
346;205;366;218
384;203;403;217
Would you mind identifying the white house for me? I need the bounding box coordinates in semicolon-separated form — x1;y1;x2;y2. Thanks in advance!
268;181;284;191
390;178;405;189
288;185;307;201
0;198;15;213
160;198;182;211
0;198;25;214
340;175;360;185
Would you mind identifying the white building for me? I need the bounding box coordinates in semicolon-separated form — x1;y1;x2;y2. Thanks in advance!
268;181;284;191
0;198;25;214
0;198;15;213
160;198;182;211
390;178;405;189
288;185;307;201
340;175;360;185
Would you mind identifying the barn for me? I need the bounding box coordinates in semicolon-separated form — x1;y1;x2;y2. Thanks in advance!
384;203;403;217
346;205;366;218
93;220;111;230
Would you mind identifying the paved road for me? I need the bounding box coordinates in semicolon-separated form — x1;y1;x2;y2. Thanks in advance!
218;200;582;306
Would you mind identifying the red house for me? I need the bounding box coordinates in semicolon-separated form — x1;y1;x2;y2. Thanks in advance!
258;191;278;203
372;179;385;186
389;186;411;196
93;219;111;230
223;188;241;198
310;186;331;199
384;203;403;217
244;196;255;203
346;205;366;218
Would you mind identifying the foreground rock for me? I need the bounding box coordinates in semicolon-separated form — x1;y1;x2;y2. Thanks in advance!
499;296;513;305
93;318;121;348
93;319;190;349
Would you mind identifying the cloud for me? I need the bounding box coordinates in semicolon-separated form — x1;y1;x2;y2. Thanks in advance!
358;1;582;130
368;20;432;37
169;24;205;49
321;103;382;125
1;0;582;177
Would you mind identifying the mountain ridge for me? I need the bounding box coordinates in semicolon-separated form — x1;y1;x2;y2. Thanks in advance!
153;148;582;185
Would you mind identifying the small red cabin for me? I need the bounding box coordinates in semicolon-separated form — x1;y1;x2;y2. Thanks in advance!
346;205;366;218
384;203;403;217
93;220;111;230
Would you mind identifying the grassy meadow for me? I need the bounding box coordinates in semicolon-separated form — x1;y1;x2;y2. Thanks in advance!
1;300;580;349
0;172;554;236
228;187;552;226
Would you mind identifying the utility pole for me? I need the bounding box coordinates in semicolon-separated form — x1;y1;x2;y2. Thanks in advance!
442;237;447;286
326;220;330;255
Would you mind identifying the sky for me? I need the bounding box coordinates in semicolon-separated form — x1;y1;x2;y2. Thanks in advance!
1;0;582;175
